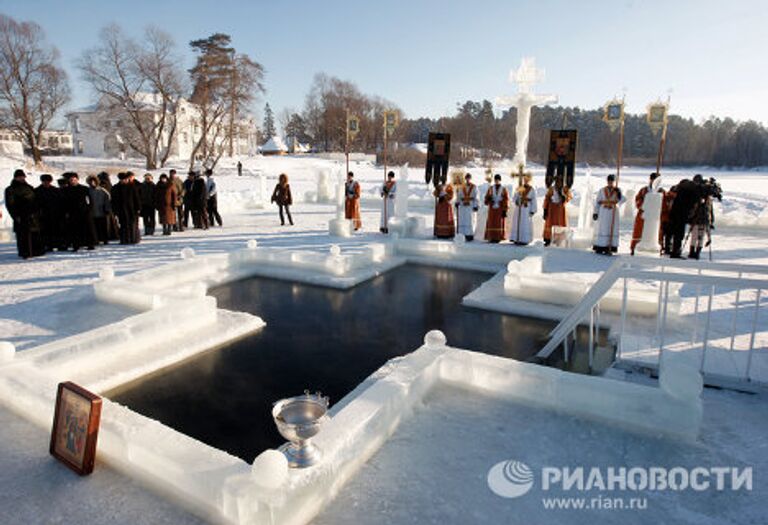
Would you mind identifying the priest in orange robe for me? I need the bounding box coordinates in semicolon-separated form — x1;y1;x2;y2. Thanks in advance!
433;181;455;238
344;171;362;231
484;174;509;243
543;177;572;246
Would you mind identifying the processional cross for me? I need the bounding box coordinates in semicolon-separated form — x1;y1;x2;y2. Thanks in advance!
496;58;558;169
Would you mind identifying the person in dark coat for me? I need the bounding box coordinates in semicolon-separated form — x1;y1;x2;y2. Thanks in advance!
111;172;142;244
140;173;156;236
205;169;222;227
87;175;112;245
35;174;64;251
182;172;195;228
191;172;209;229
271;173;294;225
237;161;243;176
154;174;177;236
169;169;184;232
668;178;701;258
5;169;44;258
61;172;96;251
97;171;119;241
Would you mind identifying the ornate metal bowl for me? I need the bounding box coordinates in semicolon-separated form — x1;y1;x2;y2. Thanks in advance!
272;390;330;468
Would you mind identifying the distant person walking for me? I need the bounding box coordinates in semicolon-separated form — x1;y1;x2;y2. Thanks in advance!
271;173;294;225
237;161;243;177
205;169;222;227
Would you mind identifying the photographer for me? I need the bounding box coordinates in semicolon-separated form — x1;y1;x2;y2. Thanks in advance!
688;175;722;260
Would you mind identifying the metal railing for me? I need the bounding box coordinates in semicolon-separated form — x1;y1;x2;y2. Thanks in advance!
537;256;768;386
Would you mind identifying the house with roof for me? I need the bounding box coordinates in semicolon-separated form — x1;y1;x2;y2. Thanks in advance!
66;93;258;161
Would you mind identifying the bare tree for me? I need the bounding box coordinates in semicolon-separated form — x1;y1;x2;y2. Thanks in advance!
78;24;184;169
0;15;70;164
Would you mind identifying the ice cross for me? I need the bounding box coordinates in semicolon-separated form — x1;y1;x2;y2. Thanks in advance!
496;58;558;169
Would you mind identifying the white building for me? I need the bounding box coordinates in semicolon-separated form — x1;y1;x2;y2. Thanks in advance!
66;93;258;161
0;129;73;157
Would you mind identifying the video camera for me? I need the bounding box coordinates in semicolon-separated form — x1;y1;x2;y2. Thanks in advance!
702;177;723;202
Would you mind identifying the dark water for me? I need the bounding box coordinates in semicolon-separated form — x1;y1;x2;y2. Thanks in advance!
107;265;557;461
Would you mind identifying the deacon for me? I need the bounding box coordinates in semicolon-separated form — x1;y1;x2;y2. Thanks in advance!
456;173;478;241
543;177;572;246
4;169;44;258
510;173;537;245
35;174;64;252
380;171;396;233
484;174;509;243
433;179;454;239
345;171;361;230
592;174;625;255
630;172;663;256
61;172;96;251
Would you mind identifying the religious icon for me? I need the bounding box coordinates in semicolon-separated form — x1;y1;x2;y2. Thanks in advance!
50;382;102;475
602;99;625;132
383;111;399;137
347;115;360;139
647;102;668;133
425;132;451;186
545;129;577;189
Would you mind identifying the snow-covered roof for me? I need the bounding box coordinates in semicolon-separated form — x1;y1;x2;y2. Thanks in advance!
262;136;288;153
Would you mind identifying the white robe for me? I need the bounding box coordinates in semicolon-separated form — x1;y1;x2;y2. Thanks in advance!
593;186;626;248
509;186;537;244
455;184;478;236
380;181;396;229
474;182;490;239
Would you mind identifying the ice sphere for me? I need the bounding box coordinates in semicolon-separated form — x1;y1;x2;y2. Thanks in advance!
246;239;258;250
251;449;288;489
99;266;115;281
0;341;15;362
180;247;195;260
506;260;521;274
660;360;703;402
424;330;447;348
329;244;341;257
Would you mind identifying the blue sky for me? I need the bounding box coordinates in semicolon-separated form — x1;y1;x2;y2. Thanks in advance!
2;0;766;125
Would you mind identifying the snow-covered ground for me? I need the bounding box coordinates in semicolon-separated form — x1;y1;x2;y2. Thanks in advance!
1;153;767;524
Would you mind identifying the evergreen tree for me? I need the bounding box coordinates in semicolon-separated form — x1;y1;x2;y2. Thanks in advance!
262;103;276;142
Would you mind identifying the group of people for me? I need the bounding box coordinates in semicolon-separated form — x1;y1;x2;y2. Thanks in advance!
630;172;721;260
4;167;223;259
343;169;721;259
343;170;571;247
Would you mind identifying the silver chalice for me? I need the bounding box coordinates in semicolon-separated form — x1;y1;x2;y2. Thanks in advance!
273;390;330;468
